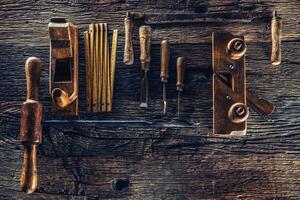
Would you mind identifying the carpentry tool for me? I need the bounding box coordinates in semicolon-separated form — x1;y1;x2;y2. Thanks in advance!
160;40;170;114
108;29;118;111
20;57;43;194
85;23;118;112
213;32;249;136
48;18;78;116
139;25;152;108
123;12;134;65
176;57;185;116
271;10;282;66
212;32;275;136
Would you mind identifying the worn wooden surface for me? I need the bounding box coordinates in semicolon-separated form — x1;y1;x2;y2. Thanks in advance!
0;0;300;199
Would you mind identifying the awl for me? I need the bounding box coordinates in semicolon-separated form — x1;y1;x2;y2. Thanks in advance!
160;40;170;114
176;57;185;116
139;25;151;108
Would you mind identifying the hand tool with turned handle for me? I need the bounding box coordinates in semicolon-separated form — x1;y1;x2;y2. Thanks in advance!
160;40;170;114
123;12;144;65
123;12;134;65
176;57;185;116
20;57;43;194
139;25;152;108
271;10;282;66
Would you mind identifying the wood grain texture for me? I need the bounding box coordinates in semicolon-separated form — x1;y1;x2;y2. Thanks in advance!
0;0;300;199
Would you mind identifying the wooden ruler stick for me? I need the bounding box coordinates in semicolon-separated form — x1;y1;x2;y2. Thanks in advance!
108;29;118;112
84;31;91;112
97;23;103;112
107;25;111;112
95;24;100;112
89;24;97;112
101;23;108;112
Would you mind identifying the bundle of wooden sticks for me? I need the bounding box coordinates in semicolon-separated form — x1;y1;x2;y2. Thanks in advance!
84;23;118;112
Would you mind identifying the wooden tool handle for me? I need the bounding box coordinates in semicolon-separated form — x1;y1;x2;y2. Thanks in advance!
160;40;170;81
20;57;43;194
25;57;42;101
139;25;151;71
20;144;38;194
176;57;185;90
123;13;134;65
271;10;282;66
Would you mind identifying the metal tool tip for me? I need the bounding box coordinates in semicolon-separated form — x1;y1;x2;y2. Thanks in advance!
140;103;148;108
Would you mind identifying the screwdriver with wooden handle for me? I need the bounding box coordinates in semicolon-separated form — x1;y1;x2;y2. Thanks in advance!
176;57;185;116
139;25;151;108
160;40;170;114
20;57;43;194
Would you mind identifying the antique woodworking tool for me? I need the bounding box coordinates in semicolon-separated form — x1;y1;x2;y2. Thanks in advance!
84;23;118;112
212;32;248;136
123;12;134;65
176;57;185;116
123;12;144;65
271;10;282;66
160;40;170;114
212;32;275;136
139;25;152;108
48;18;78;116
20;57;43;194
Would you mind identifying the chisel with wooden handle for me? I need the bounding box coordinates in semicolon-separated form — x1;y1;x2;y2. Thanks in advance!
20;57;43;194
139;25;152;108
124;12;134;65
160;40;170;114
176;57;185;116
271;10;282;66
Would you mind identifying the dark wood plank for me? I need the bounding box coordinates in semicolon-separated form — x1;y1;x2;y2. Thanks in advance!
0;0;299;199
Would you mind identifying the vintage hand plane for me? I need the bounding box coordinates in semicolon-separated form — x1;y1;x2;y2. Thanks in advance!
48;18;78;116
212;32;275;136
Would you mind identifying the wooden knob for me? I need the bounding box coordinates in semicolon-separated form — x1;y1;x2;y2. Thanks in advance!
25;57;42;101
176;57;185;91
271;10;282;66
123;12;134;65
160;40;170;82
139;25;151;71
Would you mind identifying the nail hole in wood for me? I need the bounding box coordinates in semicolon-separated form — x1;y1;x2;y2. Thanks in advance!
112;178;129;192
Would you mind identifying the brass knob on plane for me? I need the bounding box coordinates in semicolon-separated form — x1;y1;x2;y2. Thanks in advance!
227;38;247;60
51;88;77;110
228;102;249;124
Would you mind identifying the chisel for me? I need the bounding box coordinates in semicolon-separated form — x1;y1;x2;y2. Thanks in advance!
139;25;151;108
123;12;134;65
271;10;282;66
20;57;43;194
176;57;185;116
160;40;170;114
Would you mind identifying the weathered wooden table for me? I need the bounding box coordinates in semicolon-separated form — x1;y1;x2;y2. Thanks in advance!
0;1;299;199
